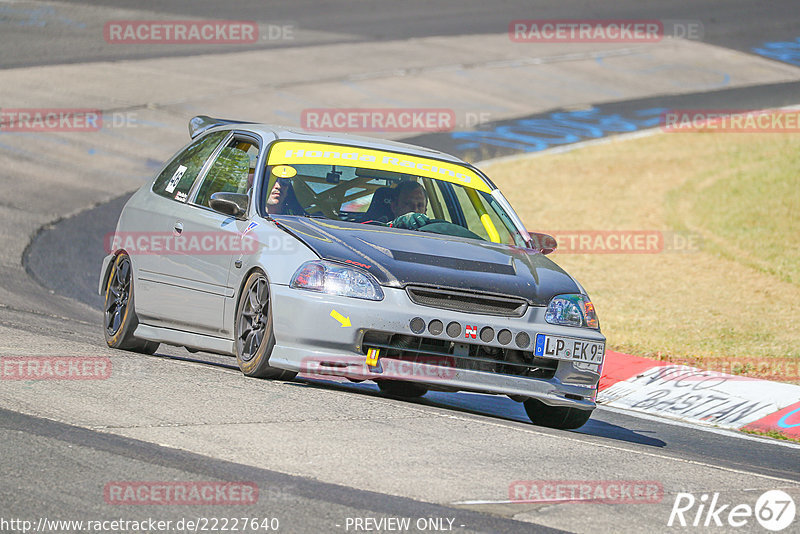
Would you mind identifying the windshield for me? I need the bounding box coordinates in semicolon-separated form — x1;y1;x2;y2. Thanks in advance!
260;141;528;246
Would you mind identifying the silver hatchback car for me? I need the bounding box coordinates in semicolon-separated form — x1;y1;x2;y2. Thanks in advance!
100;116;606;429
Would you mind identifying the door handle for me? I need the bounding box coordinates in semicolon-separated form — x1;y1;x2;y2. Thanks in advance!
173;221;183;235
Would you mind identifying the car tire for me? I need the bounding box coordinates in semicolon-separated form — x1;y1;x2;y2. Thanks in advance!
103;253;160;355
377;380;428;398
523;398;592;429
235;271;297;380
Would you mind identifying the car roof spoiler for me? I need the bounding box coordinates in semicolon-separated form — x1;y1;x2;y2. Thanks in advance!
189;115;256;139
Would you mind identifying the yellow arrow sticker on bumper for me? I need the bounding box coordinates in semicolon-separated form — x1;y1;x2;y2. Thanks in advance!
330;309;351;327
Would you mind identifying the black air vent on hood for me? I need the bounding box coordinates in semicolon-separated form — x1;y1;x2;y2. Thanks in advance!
391;250;516;275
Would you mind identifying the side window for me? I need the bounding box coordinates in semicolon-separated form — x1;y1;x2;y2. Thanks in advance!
485;195;527;246
421;178;450;220
153;130;228;202
451;185;515;244
193;138;259;208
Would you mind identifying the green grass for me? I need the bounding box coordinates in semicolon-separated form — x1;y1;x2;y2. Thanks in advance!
483;128;800;380
666;135;800;285
740;428;800;443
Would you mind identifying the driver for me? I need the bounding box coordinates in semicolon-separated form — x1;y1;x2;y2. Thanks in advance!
390;181;428;216
265;175;304;216
266;177;291;214
388;181;432;230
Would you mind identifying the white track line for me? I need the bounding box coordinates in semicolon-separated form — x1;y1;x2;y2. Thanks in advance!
596;404;800;450
373;399;800;487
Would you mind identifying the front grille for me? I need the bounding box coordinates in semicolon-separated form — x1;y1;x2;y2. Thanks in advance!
362;331;558;380
406;286;528;317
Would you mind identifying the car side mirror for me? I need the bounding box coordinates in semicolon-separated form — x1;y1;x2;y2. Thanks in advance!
209;192;249;219
528;231;557;255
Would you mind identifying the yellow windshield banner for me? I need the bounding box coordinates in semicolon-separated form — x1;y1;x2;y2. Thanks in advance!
267;141;490;193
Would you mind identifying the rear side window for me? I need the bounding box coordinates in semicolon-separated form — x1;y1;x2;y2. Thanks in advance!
193;137;259;208
152;130;228;202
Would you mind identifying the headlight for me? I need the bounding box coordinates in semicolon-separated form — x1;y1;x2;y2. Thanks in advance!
290;260;384;301
545;294;600;329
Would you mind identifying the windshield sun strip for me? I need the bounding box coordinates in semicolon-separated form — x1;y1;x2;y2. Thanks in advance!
266;140;491;193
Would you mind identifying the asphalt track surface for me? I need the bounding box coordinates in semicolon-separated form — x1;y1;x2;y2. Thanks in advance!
3;0;800;68
1;408;560;534
5;1;800;533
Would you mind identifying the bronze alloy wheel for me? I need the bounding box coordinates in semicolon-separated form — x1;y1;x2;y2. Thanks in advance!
235;271;296;380
103;253;159;354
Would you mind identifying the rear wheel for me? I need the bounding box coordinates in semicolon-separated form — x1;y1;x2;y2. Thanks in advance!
103;253;159;354
235;271;296;380
377;380;428;398
523;398;592;429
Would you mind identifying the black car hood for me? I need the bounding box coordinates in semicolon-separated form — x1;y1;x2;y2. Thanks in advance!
273;217;580;306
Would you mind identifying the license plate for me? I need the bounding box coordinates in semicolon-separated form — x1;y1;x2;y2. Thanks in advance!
534;334;604;363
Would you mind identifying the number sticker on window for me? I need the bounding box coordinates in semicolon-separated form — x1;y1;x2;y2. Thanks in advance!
165;165;188;194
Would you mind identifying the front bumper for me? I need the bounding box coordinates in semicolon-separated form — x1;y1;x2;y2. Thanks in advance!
269;285;605;410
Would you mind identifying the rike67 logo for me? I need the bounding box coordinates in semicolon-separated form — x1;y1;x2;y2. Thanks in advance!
668;490;796;531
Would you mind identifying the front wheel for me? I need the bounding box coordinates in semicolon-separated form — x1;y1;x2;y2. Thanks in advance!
103;253;159;354
523;398;592;429
235;271;296;380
